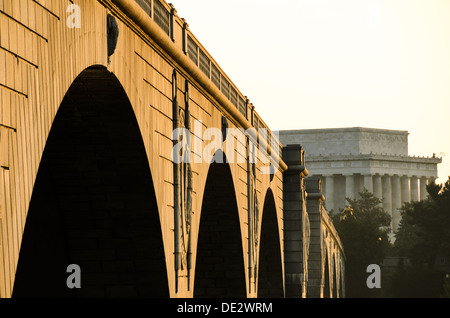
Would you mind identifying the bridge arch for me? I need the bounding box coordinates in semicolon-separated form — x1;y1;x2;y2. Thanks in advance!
12;66;169;297
193;151;246;298
0;0;346;299
257;188;284;298
323;248;331;298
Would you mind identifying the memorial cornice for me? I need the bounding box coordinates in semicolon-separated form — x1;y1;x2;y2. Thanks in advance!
306;153;442;164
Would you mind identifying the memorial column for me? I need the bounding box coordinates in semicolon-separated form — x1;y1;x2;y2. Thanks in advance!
373;174;382;201
382;175;392;215
324;175;335;212
400;176;410;204
345;174;355;201
420;176;428;201
410;176;419;202
391;175;402;232
363;174;373;193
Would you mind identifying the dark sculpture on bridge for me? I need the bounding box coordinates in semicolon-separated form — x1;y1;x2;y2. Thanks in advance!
107;14;119;58
172;71;194;292
247;143;260;294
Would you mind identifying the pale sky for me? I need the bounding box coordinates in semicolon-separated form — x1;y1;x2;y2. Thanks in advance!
169;0;450;183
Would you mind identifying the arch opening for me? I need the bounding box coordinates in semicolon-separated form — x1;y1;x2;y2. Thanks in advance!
13;66;169;298
257;188;284;298
194;153;246;298
323;251;331;298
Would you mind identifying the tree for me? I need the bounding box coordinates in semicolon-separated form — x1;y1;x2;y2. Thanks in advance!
331;189;392;297
395;177;450;269
392;177;450;297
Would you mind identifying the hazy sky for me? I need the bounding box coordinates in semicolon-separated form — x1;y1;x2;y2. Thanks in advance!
169;0;450;183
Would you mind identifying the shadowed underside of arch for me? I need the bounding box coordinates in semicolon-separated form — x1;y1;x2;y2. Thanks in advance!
194;152;246;298
12;66;169;298
258;188;284;298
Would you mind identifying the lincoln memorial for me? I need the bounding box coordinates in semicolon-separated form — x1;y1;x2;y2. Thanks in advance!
278;127;442;237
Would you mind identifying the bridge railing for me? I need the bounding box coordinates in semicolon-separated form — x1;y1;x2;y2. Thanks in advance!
320;205;344;256
130;0;283;161
320;205;345;298
305;176;345;297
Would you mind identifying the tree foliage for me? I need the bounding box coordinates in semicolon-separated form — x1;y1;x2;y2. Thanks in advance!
331;189;391;297
395;177;450;269
391;177;450;297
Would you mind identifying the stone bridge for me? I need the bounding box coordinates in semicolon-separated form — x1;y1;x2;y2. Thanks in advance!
0;0;344;298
